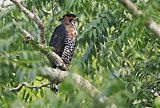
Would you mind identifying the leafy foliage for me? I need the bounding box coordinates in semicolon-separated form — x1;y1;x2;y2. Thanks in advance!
0;0;160;108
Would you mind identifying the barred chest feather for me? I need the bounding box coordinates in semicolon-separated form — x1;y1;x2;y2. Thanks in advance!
61;24;77;64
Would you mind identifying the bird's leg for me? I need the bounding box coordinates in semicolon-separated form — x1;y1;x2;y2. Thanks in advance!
50;83;59;94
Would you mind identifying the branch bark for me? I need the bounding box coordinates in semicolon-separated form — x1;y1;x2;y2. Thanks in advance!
10;0;45;44
42;67;109;103
118;0;160;38
42;50;68;71
41;67;100;97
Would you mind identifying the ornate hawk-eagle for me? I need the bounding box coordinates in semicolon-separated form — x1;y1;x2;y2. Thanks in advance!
49;13;77;68
49;13;77;94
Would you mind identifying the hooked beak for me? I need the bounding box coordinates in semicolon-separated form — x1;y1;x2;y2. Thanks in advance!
70;18;79;26
70;20;75;26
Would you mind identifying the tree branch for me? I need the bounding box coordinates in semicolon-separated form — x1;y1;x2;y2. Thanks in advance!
10;82;51;92
41;67;100;97
42;50;68;71
10;0;45;44
19;28;68;70
10;67;108;102
38;67;108;102
118;0;160;38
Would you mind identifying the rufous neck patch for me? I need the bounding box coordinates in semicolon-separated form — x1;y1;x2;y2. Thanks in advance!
64;24;77;40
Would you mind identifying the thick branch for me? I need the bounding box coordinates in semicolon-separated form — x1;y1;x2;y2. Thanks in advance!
10;0;45;44
40;67;102;98
118;0;160;38
10;67;108;102
10;82;51;92
41;67;108;103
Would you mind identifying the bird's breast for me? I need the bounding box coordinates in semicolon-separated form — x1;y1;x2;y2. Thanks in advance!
65;24;77;40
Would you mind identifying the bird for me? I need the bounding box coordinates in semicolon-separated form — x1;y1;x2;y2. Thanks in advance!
49;13;77;94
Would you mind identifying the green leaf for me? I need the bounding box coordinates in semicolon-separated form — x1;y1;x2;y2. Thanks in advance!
40;89;44;97
25;93;30;102
22;89;26;100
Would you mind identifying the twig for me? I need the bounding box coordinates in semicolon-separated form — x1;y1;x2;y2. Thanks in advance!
118;0;160;38
10;82;51;92
10;0;45;44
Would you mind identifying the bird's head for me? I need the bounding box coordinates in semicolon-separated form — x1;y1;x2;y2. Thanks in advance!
59;13;78;26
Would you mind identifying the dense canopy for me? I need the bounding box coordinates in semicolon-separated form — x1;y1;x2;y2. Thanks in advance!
0;0;160;108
